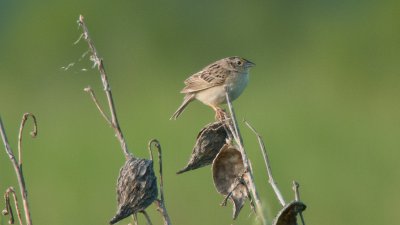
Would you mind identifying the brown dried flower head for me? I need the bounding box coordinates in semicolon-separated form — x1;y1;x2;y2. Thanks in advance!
212;142;250;219
109;156;158;224
177;121;228;174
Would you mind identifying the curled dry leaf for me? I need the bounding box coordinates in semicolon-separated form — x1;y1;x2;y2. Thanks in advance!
109;156;158;224
212;142;249;219
177;121;228;174
272;201;306;225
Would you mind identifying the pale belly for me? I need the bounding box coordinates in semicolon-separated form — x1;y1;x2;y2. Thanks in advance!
195;72;249;107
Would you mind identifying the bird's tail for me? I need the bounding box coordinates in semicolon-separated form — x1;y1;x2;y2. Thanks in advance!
170;94;195;120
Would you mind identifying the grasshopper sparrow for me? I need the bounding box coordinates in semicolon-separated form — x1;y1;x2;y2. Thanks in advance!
170;56;255;120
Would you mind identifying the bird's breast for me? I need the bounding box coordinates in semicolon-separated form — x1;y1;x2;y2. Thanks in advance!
226;71;249;101
194;71;249;107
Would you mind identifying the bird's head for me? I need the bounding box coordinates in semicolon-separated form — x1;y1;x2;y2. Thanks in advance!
225;56;255;72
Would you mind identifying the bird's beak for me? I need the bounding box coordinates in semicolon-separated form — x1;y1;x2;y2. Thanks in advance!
245;60;255;68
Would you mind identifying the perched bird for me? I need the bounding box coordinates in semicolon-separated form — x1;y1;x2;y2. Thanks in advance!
170;56;255;120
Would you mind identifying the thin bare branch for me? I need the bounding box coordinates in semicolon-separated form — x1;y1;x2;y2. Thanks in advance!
299;209;306;224
141;211;154;225
0;115;34;225
0;117;14;159
76;15;173;225
78;15;131;159
3;187;24;225
149;139;172;225
223;87;267;225
292;181;306;225
131;214;139;225
84;86;112;125
3;189;14;224
245;120;286;206
154;200;172;225
73;33;84;45
292;181;300;202
148;140;164;203
18;113;38;167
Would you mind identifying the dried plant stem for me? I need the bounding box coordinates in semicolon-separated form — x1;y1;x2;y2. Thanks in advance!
78;15;172;225
3;187;23;225
292;181;300;202
132;214;139;225
154;200;171;225
0;114;37;225
84;86;112;125
18;113;38;166
149;140;172;225
224;88;267;225
78;15;131;159
245;121;286;207
292;181;306;225
141;211;153;225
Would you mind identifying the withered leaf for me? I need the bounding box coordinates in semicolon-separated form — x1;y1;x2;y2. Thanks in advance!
177;121;228;174
110;156;158;224
212;143;249;219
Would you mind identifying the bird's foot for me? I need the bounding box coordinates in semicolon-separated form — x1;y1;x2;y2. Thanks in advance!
215;108;228;122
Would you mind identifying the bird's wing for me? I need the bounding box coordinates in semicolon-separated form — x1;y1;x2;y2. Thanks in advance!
181;64;229;93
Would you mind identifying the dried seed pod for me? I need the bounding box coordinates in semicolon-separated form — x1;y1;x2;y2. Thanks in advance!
212;143;249;219
177;121;228;174
109;156;158;224
273;201;306;225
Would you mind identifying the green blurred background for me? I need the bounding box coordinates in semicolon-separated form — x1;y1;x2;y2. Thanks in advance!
1;0;399;225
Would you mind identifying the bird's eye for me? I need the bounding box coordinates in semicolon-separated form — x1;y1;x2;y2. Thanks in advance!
237;61;242;65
